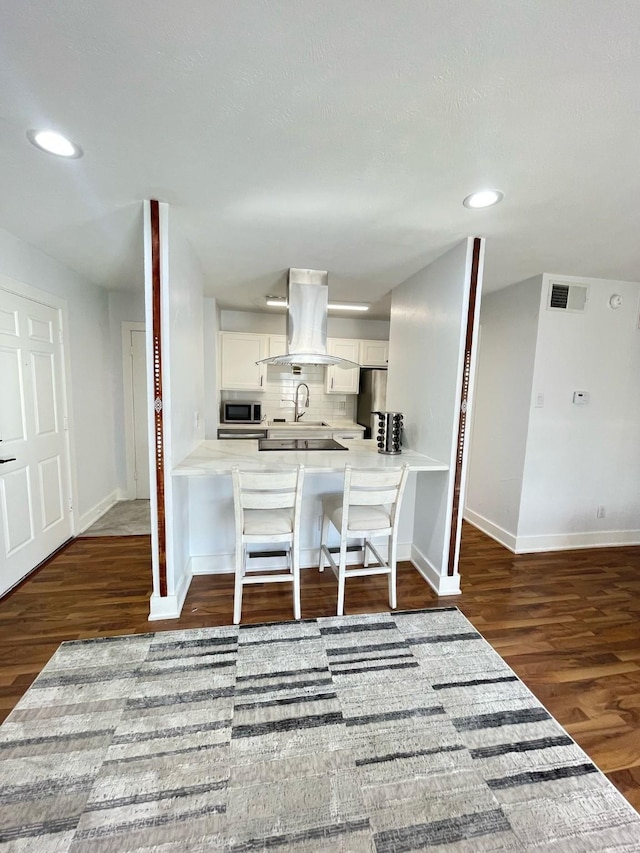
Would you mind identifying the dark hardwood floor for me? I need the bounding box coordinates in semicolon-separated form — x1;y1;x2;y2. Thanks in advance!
1;524;639;810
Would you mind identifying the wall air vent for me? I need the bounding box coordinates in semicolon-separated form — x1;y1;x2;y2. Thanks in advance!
547;281;589;313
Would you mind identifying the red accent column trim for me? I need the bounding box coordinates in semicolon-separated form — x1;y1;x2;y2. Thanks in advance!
448;237;482;576
150;200;167;597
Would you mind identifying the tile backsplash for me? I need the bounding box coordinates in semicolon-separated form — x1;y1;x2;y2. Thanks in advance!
221;365;357;424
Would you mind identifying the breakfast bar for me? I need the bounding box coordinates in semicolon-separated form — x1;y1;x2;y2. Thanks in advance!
174;438;448;579
174;438;447;476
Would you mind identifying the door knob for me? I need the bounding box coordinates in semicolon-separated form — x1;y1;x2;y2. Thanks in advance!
0;458;16;464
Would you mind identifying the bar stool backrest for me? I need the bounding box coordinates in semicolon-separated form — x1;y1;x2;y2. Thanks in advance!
233;468;304;515
340;465;410;530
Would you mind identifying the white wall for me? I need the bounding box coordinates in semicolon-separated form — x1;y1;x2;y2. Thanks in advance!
108;290;146;490
464;276;542;547
203;297;220;439
145;202;205;619
163;230;205;469
466;272;640;553
517;274;640;550
0;224;117;527
164;208;206;605
387;238;483;594
220;309;390;340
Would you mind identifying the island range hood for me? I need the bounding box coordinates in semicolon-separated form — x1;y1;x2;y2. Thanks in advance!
257;268;359;368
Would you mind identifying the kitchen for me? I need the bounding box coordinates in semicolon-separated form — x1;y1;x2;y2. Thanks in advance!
215;302;389;440
147;200;482;621
214;271;393;456
217;288;389;446
215;271;395;452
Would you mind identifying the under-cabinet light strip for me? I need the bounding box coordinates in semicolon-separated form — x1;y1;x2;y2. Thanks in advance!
266;299;369;312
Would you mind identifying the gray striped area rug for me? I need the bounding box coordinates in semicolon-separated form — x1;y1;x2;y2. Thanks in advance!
1;607;639;851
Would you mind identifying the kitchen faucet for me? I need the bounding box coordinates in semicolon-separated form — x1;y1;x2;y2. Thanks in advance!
281;382;310;421
295;382;310;421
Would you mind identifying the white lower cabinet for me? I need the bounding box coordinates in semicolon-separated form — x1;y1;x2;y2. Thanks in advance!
332;428;365;441
325;339;360;393
220;332;267;391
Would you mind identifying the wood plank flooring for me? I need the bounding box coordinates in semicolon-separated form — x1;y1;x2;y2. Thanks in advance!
1;524;639;810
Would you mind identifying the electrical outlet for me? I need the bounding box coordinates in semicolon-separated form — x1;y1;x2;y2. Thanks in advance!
338;401;346;412
597;505;606;519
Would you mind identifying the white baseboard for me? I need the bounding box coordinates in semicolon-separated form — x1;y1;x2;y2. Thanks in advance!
78;490;120;533
410;545;461;596
514;529;640;553
464;508;640;554
148;562;193;621
191;543;413;576
463;508;518;552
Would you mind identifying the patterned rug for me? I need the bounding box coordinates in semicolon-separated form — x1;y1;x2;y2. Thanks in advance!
2;608;640;851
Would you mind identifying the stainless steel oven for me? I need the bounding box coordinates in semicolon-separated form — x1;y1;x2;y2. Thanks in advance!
217;428;268;440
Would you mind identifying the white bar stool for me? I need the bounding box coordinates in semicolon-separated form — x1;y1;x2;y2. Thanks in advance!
319;464;410;616
231;464;305;624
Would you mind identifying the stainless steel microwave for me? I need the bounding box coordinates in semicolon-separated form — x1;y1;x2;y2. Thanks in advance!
221;401;263;424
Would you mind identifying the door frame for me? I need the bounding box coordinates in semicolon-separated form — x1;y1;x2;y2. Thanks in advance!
0;273;78;536
122;321;146;499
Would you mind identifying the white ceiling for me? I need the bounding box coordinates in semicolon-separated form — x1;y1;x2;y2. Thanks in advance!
1;0;639;318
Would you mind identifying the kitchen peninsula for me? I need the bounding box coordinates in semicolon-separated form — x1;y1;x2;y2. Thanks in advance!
144;211;482;621
174;437;447;476
171;439;448;598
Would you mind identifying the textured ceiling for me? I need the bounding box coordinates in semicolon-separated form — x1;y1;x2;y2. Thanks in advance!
1;0;639;318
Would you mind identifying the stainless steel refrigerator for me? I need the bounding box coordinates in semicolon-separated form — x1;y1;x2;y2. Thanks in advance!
357;369;388;438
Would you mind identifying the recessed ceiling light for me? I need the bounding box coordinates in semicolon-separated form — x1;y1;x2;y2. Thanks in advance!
27;129;83;158
266;298;369;312
463;189;503;209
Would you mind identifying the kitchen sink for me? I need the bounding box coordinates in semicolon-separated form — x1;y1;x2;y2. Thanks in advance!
259;438;347;451
268;420;330;427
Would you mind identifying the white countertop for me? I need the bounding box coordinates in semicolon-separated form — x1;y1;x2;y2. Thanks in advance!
173;439;448;476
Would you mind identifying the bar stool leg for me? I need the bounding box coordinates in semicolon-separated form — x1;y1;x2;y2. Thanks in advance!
292;544;301;620
337;541;348;616
318;514;330;572
233;545;244;625
388;533;397;610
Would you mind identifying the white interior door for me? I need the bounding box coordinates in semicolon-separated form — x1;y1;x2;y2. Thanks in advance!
0;290;73;595
131;329;150;499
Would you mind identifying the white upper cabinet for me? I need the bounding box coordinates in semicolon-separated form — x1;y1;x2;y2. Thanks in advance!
219;332;267;390
359;339;389;367
325;338;360;394
268;335;287;357
219;330;389;393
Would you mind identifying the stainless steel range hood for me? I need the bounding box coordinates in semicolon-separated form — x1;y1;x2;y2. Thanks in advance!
257;269;359;368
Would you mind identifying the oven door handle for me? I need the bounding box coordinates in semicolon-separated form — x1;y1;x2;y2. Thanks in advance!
219;432;266;439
